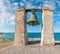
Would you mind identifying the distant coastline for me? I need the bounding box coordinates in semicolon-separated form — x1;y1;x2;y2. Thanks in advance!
0;32;4;34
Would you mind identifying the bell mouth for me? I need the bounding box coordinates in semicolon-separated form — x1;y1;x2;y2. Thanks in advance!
27;21;40;26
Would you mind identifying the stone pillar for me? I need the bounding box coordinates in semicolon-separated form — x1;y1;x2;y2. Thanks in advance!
14;8;28;46
41;7;54;46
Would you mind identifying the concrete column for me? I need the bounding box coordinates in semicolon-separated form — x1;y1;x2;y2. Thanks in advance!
41;7;54;46
14;8;28;46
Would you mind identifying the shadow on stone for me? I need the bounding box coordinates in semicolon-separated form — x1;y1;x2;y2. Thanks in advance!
28;40;41;45
55;43;60;45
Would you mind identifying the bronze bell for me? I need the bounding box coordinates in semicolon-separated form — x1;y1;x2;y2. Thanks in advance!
27;12;40;26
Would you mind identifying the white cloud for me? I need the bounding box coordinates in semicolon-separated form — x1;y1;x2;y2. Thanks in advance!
20;0;42;9
58;22;60;25
8;14;15;25
10;21;15;25
43;0;56;9
12;2;19;10
56;0;60;8
0;0;16;28
0;19;5;25
20;2;24;6
54;14;60;16
54;21;60;25
13;2;18;6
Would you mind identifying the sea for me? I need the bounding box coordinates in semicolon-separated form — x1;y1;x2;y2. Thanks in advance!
0;33;60;41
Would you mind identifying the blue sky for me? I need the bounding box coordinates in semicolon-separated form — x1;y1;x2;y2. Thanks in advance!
0;0;60;33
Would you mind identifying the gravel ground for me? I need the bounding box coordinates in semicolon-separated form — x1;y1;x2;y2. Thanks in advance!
0;45;60;54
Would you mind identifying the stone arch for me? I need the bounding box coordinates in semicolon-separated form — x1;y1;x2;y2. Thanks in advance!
14;7;54;46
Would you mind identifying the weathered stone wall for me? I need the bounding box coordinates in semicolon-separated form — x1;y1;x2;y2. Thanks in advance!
14;8;28;46
41;8;54;46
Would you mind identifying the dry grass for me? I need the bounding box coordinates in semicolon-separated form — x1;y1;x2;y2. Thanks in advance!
0;40;11;43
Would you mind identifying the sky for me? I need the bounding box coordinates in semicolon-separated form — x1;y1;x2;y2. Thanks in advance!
0;0;60;33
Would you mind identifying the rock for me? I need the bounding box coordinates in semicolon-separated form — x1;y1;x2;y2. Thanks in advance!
0;37;6;40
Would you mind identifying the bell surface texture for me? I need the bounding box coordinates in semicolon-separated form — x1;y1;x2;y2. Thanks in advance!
27;12;40;26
